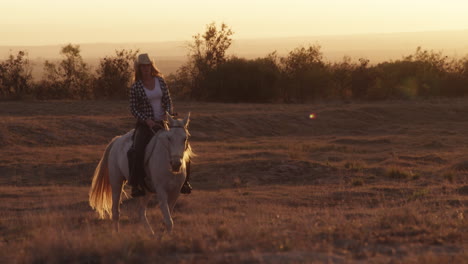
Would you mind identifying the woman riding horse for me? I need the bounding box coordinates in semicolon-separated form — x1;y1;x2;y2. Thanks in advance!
129;53;192;197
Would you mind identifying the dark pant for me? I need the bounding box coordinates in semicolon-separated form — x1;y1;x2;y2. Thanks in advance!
129;121;163;188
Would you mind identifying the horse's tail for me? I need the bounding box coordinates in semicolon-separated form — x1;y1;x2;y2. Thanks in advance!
89;137;118;219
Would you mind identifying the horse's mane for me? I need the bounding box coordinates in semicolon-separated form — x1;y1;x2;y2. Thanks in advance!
173;118;194;162
183;142;194;166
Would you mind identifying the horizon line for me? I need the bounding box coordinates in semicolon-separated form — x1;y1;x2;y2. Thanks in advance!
2;28;468;47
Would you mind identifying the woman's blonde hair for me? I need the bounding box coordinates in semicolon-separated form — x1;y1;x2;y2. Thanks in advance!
133;53;164;81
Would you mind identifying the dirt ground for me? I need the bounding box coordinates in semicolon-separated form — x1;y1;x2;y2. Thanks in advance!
0;99;467;263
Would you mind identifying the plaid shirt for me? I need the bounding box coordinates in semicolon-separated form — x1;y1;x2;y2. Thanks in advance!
129;76;173;122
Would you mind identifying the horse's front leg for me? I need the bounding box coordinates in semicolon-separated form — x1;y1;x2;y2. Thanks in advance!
138;194;155;235
158;191;174;232
168;190;181;214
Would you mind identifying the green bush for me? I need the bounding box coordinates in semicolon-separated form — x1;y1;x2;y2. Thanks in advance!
94;49;138;99
35;44;92;99
280;45;330;102
0;51;33;100
201;56;281;102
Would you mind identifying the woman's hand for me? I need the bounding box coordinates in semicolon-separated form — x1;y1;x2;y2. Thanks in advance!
145;119;157;128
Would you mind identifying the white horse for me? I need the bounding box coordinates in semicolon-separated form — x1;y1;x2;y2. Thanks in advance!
89;113;193;234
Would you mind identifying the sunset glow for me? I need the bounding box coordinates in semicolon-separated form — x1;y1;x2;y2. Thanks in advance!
1;0;468;45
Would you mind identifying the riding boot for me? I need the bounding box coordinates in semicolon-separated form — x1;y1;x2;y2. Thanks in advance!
131;180;145;197
127;146;144;197
181;160;192;194
129;155;146;197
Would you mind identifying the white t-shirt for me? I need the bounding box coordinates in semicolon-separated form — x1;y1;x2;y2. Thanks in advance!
143;78;165;121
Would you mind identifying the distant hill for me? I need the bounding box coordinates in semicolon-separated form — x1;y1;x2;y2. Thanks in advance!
1;29;467;78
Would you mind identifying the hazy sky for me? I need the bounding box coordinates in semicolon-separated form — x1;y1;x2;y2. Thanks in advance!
1;0;468;45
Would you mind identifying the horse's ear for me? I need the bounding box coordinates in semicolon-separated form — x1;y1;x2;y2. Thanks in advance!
183;112;190;128
166;111;174;123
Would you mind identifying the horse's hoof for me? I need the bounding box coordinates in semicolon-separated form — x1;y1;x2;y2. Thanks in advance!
146;229;155;237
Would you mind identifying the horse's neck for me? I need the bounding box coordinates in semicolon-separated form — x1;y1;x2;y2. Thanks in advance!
156;133;169;160
147;131;169;164
143;131;164;164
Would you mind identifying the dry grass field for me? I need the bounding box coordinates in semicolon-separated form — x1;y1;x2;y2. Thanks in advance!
0;99;467;263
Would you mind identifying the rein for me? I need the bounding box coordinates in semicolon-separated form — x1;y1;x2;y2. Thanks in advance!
149;121;167;135
148;121;185;134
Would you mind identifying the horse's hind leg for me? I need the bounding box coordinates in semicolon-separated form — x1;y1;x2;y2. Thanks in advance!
110;174;125;233
111;187;122;232
138;195;155;235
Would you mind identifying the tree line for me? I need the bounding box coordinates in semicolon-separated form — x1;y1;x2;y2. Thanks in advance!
2;23;468;102
0;46;137;100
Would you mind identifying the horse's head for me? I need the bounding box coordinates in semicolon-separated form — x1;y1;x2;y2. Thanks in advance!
166;113;190;173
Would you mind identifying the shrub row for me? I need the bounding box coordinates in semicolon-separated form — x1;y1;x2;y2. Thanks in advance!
1;44;468;102
170;46;468;102
0;45;138;100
